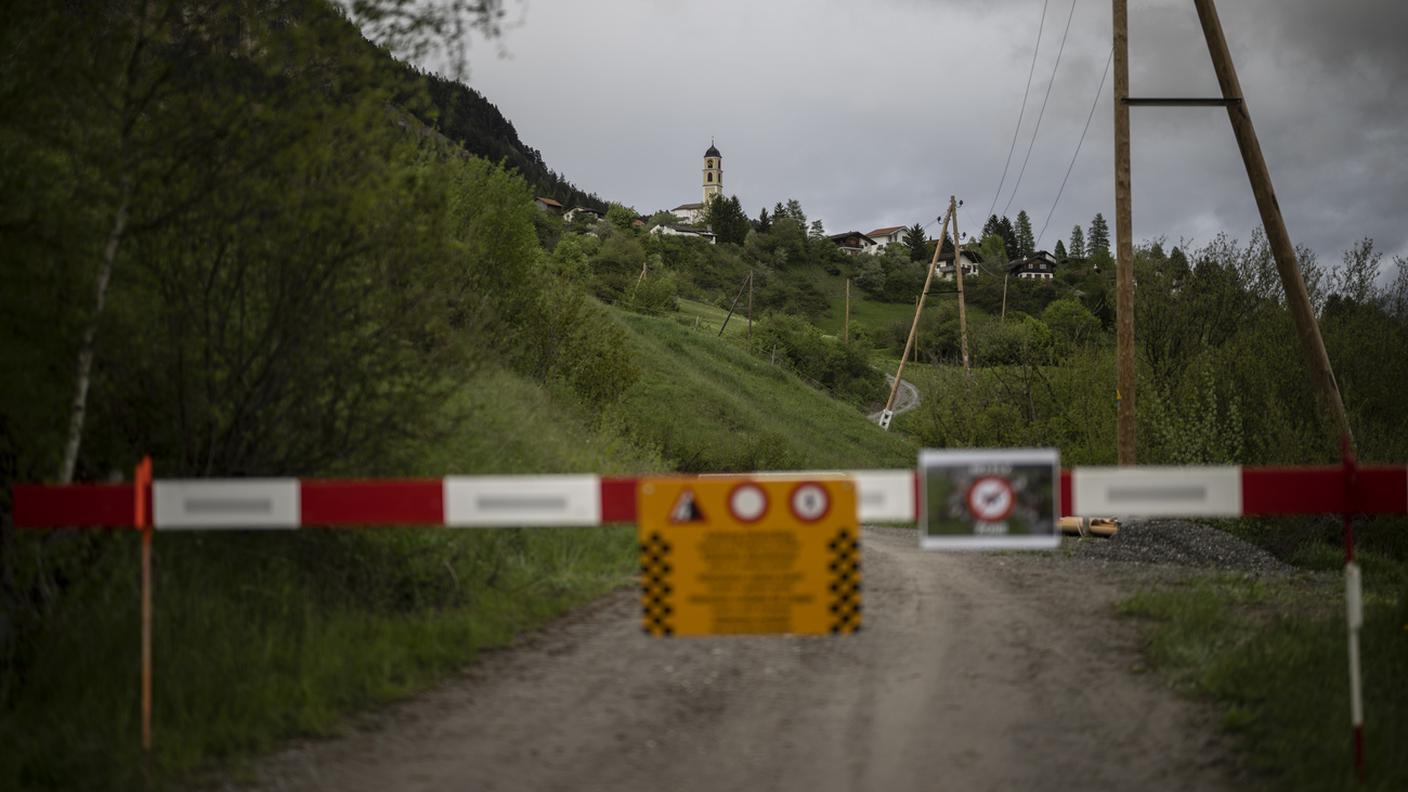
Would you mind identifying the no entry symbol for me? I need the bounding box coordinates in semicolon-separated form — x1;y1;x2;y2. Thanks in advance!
966;476;1015;522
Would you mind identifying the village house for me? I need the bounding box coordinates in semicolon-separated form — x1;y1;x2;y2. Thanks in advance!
671;202;706;223
1009;250;1059;280
867;225;907;247
534;196;564;214
563;206;604;223
828;231;879;256
650;224;716;244
937;250;984;280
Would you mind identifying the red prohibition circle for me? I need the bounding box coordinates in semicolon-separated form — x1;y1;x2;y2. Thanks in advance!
788;482;831;523
966;475;1016;522
728;483;770;523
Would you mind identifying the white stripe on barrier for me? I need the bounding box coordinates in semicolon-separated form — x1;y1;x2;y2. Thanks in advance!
444;475;601;527
705;470;915;523
849;470;916;523
1071;466;1242;517
153;479;300;529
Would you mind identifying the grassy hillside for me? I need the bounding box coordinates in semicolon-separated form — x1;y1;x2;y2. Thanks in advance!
805;270;921;338
612;310;917;472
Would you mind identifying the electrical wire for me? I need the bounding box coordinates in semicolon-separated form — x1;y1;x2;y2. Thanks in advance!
1036;46;1113;249
1000;0;1080;218
986;0;1051;223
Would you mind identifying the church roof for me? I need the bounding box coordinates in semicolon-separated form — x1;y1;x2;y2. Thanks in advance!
704;142;721;158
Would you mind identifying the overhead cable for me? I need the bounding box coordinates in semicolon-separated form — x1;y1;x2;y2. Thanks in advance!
1000;0;1080;217
985;0;1051;222
1036;46;1114;248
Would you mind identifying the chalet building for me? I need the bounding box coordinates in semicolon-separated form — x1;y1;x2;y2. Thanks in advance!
534;196;564;214
828;231;879;256
1009;250;1059;280
867;225;907;247
563;206;605;223
650;224;716;244
937;250;984;280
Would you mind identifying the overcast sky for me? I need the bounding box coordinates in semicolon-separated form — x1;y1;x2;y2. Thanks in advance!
434;0;1407;264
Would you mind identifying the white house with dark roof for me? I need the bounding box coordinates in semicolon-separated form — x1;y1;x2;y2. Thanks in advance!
671;202;706;223
563;206;604;223
1009;250;1059;280
828;231;879;256
867;225;907;247
937;250;984;280
650;224;716;244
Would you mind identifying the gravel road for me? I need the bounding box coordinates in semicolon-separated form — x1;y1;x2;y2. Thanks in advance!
231;527;1241;792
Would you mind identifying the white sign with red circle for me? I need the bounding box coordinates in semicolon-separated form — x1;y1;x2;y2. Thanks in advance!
966;475;1016;522
728;483;769;522
789;483;831;522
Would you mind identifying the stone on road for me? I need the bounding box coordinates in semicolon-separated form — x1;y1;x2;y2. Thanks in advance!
237;528;1232;792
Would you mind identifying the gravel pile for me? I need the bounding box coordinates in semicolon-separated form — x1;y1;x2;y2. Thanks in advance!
1065;518;1292;574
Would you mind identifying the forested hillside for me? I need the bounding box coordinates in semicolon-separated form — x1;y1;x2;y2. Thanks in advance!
408;68;607;212
0;4;907;788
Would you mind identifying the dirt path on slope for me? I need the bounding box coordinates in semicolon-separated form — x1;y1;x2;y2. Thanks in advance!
229;529;1235;792
869;375;919;423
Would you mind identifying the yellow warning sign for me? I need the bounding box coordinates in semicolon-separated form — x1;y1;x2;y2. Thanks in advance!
637;477;860;637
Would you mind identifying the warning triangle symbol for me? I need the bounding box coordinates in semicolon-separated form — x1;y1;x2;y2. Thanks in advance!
669;489;705;523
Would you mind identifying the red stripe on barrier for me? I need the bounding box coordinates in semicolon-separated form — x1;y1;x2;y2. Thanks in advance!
12;484;136;528
1241;466;1407;515
600;477;638;523
1060;470;1073;517
300;479;443;525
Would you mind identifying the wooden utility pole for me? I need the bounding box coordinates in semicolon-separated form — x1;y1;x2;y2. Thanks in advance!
1190;0;1352;450
1000;273;1009;322
718;272;750;337
844;278;851;343
747;271;753;340
1113;0;1136;465
881;203;954;430
951;196;972;376
913;296;919;363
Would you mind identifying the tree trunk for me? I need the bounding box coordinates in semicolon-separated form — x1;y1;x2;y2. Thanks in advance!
58;177;130;483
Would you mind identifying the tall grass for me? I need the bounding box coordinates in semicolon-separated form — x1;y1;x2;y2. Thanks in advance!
1120;574;1408;790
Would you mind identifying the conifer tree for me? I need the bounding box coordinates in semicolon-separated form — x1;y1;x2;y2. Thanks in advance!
1069;225;1086;258
1015;210;1035;258
1088;213;1111;257
903;223;928;262
998;216;1017;260
983;214;1003;241
1054;239;1067;261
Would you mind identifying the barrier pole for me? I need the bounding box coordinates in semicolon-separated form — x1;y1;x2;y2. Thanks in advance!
134;456;153;783
1340;438;1364;783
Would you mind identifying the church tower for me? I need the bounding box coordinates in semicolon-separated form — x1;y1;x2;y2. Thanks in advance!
702;140;722;204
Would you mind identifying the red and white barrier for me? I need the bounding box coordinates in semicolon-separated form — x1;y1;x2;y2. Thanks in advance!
12;465;1408;529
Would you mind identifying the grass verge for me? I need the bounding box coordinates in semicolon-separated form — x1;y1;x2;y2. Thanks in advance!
1119;572;1408;790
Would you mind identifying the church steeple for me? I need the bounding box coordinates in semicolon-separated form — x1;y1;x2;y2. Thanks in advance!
702;139;722;204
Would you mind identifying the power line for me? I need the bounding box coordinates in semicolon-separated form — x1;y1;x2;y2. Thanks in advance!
1000;0;1080;218
1036;46;1114;249
986;0;1051;222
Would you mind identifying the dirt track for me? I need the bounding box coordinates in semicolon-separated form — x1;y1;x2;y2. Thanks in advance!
235;528;1235;791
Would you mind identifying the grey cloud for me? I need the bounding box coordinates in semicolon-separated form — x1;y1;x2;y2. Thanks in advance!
446;0;1407;264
